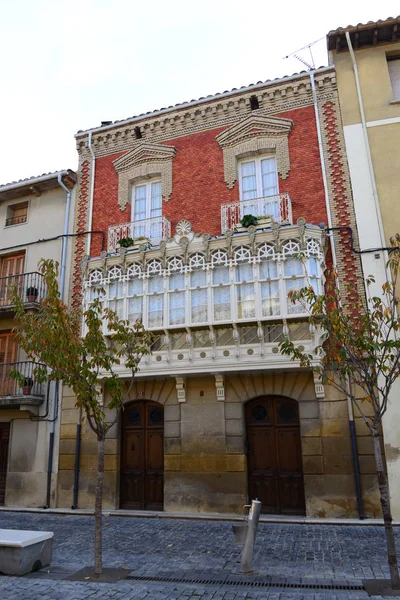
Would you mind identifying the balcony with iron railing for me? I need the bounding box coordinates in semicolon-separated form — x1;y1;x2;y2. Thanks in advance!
0;361;47;409
0;272;47;314
221;193;293;233
108;216;171;253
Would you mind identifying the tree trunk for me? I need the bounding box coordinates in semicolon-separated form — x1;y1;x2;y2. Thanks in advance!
371;425;400;589
94;433;105;578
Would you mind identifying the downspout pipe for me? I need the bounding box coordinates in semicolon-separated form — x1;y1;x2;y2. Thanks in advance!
71;409;82;509
87;132;96;256
44;175;72;508
310;70;364;519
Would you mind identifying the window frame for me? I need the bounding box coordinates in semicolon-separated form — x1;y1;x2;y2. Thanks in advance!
238;155;279;202
130;178;162;223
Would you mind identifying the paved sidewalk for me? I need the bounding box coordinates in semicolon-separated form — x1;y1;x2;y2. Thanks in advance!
0;512;398;599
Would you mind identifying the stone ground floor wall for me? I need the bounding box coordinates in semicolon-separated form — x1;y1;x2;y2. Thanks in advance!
1;407;54;507
57;370;381;517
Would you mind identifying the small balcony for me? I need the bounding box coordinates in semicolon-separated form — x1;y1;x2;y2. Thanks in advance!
0;272;47;314
108;216;171;253
0;361;47;410
221;193;293;233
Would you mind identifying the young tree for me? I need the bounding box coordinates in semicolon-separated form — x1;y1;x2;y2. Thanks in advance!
12;259;152;578
279;236;400;589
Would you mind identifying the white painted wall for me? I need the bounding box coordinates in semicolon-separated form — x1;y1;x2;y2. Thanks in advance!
343;122;400;519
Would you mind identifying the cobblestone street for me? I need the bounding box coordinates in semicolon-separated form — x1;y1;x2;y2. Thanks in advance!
0;512;399;599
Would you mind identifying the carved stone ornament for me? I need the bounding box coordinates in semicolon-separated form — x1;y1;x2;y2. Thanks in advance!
176;219;192;236
216;114;293;189
113;142;176;210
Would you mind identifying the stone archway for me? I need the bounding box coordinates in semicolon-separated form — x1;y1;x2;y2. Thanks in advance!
120;400;164;510
245;395;305;515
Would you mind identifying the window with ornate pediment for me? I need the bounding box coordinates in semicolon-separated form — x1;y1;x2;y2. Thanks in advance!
216;114;293;190
113;142;176;212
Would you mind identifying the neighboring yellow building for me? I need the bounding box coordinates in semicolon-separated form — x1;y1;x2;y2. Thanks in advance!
328;16;400;517
0;171;76;507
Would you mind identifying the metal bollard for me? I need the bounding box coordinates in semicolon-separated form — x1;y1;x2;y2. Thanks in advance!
240;499;261;573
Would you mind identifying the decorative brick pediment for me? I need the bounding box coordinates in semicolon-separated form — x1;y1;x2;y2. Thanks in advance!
113;142;176;210
216;115;293;189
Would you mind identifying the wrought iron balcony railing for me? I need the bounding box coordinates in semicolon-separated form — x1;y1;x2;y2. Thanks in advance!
221;193;293;233
0;272;46;310
0;361;47;399
108;216;171;252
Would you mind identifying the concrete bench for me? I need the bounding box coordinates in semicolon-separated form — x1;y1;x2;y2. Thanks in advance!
0;529;53;575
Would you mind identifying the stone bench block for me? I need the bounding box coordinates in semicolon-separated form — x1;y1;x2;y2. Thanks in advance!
0;529;53;576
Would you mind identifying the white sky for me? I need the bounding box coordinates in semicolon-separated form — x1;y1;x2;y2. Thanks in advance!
0;0;398;184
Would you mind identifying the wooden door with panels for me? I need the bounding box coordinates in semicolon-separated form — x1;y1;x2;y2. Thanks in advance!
0;423;10;505
245;396;305;515
0;253;25;307
120;401;164;510
0;332;18;396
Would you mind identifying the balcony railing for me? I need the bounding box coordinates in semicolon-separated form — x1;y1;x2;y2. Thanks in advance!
108;216;171;252
0;272;46;310
0;361;47;399
221;193;293;233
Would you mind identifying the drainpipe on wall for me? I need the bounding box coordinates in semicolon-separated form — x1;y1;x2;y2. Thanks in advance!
44;175;73;508
71;408;82;509
310;70;364;519
87;132;96;257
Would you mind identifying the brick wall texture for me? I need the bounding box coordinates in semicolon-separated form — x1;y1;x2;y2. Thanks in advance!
89;105;327;258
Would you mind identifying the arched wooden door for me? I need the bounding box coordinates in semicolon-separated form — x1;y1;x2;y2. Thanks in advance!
120;401;164;510
245;396;305;515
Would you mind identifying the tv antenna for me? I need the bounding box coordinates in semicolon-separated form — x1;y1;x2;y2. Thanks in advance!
283;36;324;70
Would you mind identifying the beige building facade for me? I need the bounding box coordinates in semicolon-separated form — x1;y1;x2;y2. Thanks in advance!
0;170;76;507
57;66;381;518
328;16;400;517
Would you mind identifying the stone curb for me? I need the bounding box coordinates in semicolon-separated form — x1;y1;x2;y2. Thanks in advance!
0;506;396;526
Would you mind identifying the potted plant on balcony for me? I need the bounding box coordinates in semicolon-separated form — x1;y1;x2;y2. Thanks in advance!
22;377;34;395
117;237;134;249
240;214;258;228
26;286;38;303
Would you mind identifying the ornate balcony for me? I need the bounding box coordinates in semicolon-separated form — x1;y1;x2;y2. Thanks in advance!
0;272;47;314
0;361;47;411
221;193;293;233
108;216;171;252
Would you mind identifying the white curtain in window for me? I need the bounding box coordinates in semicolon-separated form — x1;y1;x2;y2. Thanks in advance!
237;282;255;318
260;259;278;280
308;257;319;293
213;287;231;321
128;279;143;295
150;182;162;217
148;275;163;293
261;281;280;316
148;295;163;327
109;298;124;319
134;184;147;221
261;157;278;197
286;278;305;314
213;266;229;285
240;161;257;201
191;270;206;287
284;258;303;277
128;297;143;322
191;289;207;323
236;262;253;283
169;291;185;325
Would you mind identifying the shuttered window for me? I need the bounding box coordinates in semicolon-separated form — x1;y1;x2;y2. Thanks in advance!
388;57;400;101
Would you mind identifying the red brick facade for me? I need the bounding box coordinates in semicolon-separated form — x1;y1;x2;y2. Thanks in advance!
89;105;327;258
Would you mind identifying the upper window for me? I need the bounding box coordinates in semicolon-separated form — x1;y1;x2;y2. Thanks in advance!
239;156;278;201
5;202;28;227
132;179;162;222
387;57;400;101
